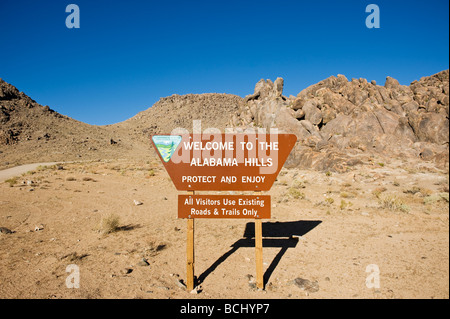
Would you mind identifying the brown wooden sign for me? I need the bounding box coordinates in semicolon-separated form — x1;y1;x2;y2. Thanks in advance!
151;133;297;191
178;194;271;219
151;132;296;291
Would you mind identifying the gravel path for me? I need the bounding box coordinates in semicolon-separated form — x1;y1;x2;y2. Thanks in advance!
0;162;63;182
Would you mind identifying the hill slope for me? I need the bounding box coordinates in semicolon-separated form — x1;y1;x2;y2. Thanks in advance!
231;71;449;171
0;78;149;169
1;71;448;171
112;93;244;143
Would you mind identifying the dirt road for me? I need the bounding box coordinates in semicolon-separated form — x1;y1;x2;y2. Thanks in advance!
0;162;63;182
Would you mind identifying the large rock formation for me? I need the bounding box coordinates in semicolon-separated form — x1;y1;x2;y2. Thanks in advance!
231;70;449;172
1;70;448;172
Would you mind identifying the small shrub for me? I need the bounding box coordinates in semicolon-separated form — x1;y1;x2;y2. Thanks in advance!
278;178;288;186
5;176;19;187
379;195;410;212
288;187;305;200
404;187;432;196
62;252;89;262
66;177;77;181
144;239;167;257
423;193;449;204
291;180;306;189
340;199;352;210
340;192;349;198
340;191;356;199
403;186;421;195
372;187;387;198
99;214;121;234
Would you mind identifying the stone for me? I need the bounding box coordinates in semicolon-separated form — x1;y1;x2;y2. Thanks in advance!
273;77;284;98
408;112;449;144
302;100;323;125
176;279;187;290
293;109;305;120
291;97;304;110
122;268;133;275
0;227;13;234
385;76;400;89
419;148;434;161
299;120;316;135
137;258;150;267
321;105;336;124
394;117;417;143
248;282;257;290
293;277;319;293
245;78;285;101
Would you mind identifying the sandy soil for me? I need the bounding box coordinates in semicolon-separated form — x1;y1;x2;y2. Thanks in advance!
0;157;448;299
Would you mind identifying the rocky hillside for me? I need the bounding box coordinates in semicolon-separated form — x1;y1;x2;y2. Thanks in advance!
1;70;448;172
114;93;244;142
0;79;149;169
231;71;449;172
0;79;245;169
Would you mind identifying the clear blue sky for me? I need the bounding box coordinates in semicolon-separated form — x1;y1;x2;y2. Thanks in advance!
0;0;448;125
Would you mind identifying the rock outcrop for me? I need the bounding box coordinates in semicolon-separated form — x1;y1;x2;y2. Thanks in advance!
1;70;448;172
0;78;148;168
231;70;449;172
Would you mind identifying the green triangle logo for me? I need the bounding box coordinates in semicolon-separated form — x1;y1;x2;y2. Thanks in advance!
152;135;182;162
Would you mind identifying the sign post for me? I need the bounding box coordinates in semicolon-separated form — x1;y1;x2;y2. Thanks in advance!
255;219;263;289
186;191;195;291
151;133;297;291
254;190;263;290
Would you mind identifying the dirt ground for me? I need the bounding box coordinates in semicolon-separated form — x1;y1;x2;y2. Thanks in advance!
0;156;448;299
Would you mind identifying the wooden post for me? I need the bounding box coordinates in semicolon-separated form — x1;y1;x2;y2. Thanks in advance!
255;191;264;290
186;191;195;291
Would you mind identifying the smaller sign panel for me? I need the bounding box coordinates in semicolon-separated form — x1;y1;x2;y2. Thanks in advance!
178;194;271;219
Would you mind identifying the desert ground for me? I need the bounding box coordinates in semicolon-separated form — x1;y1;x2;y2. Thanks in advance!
0;155;448;299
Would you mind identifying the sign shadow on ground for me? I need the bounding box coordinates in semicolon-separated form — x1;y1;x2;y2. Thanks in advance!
197;220;322;288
